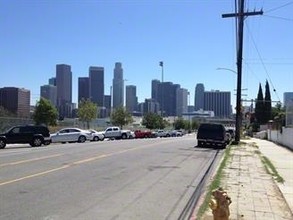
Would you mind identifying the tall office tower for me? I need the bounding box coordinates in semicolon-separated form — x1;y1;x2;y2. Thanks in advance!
40;85;57;106
0;87;30;118
194;83;205;111
104;95;111;117
112;62;124;108
143;98;160;114
89;66;104;107
49;77;56;86
56;64;72;118
157;82;179;116
284;92;293;107
78;77;90;104
176;88;188;116
151;79;160;101
126;85;138;113
204;90;231;118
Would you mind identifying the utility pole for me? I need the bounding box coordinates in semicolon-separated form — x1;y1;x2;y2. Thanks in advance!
222;0;263;144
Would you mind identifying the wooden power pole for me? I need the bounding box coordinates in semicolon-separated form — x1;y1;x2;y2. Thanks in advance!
222;0;263;144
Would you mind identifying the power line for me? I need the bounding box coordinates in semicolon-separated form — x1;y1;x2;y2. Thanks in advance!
243;60;262;83
245;21;281;102
263;14;293;22
265;1;293;13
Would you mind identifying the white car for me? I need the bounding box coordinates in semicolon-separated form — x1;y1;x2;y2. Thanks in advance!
89;129;105;141
51;128;92;143
129;131;135;139
157;130;170;138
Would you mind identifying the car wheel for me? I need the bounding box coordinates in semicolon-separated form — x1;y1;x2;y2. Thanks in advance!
0;139;6;149
31;137;42;147
121;133;127;139
198;141;204;147
93;136;99;141
78;135;86;143
44;140;51;145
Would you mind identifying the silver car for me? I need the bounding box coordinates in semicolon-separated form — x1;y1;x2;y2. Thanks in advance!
51;128;92;143
89;129;105;141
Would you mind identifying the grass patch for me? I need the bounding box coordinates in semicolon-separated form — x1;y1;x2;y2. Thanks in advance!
249;142;259;149
254;150;261;155
261;156;284;183
196;146;232;219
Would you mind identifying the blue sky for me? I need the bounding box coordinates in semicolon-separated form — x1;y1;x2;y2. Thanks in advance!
1;0;292;109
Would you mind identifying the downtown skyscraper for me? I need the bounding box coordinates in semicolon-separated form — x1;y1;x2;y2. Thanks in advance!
0;87;30;118
78;77;90;103
112;62;124;108
194;83;205;111
89;66;104;107
126;85;138;113
40;84;57;107
204;90;231;118
56;64;72;118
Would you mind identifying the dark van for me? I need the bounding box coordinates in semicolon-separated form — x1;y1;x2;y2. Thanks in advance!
197;123;227;149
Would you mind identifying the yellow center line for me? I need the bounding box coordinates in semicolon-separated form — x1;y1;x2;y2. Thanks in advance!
0;165;70;186
0;140;172;187
0;154;63;168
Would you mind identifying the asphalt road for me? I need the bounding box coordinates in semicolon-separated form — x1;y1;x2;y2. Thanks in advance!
0;135;219;220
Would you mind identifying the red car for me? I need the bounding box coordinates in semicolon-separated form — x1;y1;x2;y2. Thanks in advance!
134;130;152;138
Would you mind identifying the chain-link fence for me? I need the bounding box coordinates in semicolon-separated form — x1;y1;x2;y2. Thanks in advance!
0;117;34;132
0;116;140;133
286;100;293;127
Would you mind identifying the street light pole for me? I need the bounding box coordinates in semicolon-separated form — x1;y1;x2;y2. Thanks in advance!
159;61;164;117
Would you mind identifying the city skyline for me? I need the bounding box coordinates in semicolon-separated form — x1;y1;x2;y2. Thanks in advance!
1;1;292;109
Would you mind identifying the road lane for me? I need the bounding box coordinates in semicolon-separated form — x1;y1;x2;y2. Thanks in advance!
0;139;176;186
0;135;219;220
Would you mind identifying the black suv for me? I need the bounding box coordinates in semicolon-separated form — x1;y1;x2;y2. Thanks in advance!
197;123;227;149
0;125;51;149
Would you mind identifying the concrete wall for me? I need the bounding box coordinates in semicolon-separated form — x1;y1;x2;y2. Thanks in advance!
267;127;293;150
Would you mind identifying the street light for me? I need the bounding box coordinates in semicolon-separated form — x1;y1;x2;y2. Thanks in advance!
216;67;241;144
216;67;237;74
159;61;164;116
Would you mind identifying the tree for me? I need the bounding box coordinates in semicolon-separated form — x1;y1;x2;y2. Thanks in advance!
142;112;165;129
255;83;265;124
78;99;98;129
264;80;272;123
191;119;199;130
272;103;284;119
272;102;285;129
33;98;58;126
110;106;133;129
173;117;185;130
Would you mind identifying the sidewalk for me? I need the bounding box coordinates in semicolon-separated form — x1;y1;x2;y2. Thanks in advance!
200;138;293;220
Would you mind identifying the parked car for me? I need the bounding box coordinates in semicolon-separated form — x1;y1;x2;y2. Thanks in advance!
89;129;105;141
197;123;227;149
150;131;158;138
225;127;235;142
51;128;92;143
129;131;136;139
102;126;131;140
156;130;170;138
0;125;51;149
134;130;152;138
170;130;183;137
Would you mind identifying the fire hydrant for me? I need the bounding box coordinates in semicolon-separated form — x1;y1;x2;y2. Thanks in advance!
209;187;232;220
